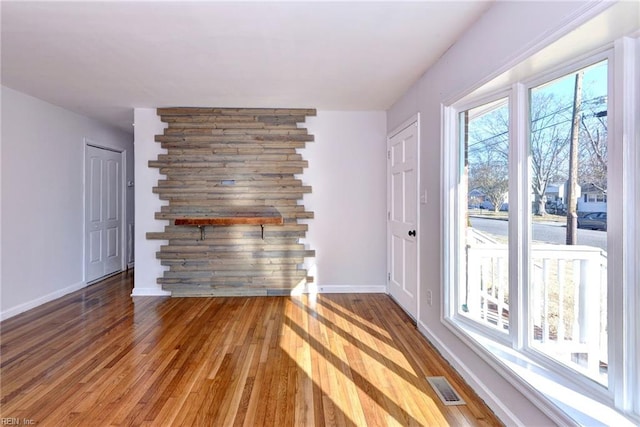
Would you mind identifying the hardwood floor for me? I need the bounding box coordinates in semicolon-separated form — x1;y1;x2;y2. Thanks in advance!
0;271;502;426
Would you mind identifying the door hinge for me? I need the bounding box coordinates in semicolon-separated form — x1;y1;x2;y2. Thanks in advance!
387;211;391;220
388;272;391;281
387;150;391;160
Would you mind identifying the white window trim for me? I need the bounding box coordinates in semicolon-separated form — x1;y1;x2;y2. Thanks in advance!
509;81;529;352
611;35;640;416
448;90;514;346
519;50;613;396
442;39;640;425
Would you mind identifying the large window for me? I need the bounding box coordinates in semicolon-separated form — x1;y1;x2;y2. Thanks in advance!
454;63;610;383
458;98;510;336
528;61;608;384
445;45;639;422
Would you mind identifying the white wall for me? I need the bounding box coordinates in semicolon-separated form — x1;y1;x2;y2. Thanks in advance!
0;86;134;319
387;1;611;425
302;111;387;291
131;109;387;295
131;108;170;296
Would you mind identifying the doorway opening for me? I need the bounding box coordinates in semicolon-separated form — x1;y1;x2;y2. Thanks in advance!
85;143;125;283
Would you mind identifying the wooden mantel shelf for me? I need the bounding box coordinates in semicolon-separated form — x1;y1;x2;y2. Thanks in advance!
174;217;283;226
174;213;283;240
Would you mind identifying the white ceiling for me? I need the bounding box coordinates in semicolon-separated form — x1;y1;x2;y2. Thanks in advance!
1;1;492;133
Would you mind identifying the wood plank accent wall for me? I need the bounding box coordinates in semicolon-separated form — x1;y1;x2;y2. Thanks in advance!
147;107;316;296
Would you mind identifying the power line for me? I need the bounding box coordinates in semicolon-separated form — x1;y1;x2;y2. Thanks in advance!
466;95;606;152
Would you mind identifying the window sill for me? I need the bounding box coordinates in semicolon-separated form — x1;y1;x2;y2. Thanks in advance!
447;321;639;426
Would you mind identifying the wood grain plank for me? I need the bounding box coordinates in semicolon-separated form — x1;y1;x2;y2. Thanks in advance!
163;127;310;136
157;107;317;117
149;107;315;295
155;133;314;143
0;273;506;425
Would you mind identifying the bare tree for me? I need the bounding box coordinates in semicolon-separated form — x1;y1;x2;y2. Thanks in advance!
469;161;509;212
467;103;509;213
465;64;607;224
529;92;572;216
467;92;574;216
579;97;608;192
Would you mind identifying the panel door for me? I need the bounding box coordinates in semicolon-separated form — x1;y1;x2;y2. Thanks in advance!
388;123;419;318
85;145;122;283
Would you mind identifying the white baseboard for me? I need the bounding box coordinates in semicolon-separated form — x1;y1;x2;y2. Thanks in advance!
0;280;87;321
130;287;172;297
315;284;387;294
426;320;637;427
1;282;385;318
416;320;523;427
131;284;385;297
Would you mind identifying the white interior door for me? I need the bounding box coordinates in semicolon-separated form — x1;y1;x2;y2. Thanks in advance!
388;121;419;318
85;145;122;283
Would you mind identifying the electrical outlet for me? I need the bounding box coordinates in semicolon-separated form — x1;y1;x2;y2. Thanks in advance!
426;290;433;306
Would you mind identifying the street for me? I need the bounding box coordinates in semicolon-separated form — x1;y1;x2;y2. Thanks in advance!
470;217;607;251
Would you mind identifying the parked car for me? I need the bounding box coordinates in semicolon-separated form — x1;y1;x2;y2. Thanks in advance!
478;201;508;211
545;201;566;215
577;212;607;231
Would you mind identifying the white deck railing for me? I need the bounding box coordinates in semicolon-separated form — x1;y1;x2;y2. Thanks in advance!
465;235;607;379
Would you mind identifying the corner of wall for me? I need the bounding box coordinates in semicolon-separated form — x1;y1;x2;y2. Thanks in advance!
132;108;169;296
1;87;134;317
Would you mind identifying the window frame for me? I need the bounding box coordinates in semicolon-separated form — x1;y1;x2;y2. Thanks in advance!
442;41;640;423
519;51;613;393
447;90;514;346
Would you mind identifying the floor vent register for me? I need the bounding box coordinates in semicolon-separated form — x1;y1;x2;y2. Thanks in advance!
426;376;466;406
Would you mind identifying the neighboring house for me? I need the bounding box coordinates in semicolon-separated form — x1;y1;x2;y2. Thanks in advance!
544;182;567;205
544;181;607;215
578;182;607;214
468;188;485;208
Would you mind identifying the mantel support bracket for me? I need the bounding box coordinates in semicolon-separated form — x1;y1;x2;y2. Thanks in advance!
175;216;282;242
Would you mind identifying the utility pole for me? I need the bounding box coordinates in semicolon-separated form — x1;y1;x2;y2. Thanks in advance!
566;71;583;245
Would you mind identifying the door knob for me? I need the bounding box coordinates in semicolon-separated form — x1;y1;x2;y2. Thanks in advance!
408;230;416;237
